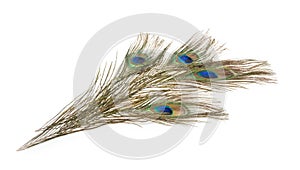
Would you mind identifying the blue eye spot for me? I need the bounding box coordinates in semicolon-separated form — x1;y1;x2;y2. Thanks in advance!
154;105;173;115
178;55;193;64
197;70;218;78
131;56;146;64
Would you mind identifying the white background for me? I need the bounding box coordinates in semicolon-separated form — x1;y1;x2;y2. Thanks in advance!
0;0;299;169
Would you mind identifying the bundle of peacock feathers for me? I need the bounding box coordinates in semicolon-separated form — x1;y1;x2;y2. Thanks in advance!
18;32;275;151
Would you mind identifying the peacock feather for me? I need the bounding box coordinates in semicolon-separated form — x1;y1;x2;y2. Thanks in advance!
17;32;275;151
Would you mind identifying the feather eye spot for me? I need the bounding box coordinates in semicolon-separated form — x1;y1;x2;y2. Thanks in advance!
178;55;193;64
153;105;173;115
131;56;146;64
177;53;199;64
128;53;148;68
150;103;186;116
197;70;218;78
